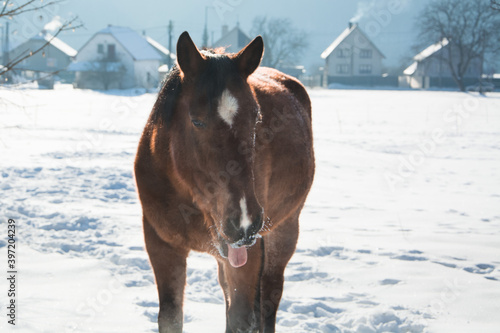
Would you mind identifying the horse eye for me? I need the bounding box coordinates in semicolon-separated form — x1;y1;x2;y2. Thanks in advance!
191;119;206;128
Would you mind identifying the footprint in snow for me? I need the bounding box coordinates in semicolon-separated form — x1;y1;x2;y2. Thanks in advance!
380;279;401;285
136;301;158;308
464;263;495;275
392;254;427;261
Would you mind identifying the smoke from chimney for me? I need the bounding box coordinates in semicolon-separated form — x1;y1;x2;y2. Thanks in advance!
349;0;376;23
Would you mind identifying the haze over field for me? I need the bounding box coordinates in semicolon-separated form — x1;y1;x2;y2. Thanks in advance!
7;0;434;72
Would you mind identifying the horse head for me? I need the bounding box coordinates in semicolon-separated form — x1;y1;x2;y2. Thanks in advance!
169;32;265;267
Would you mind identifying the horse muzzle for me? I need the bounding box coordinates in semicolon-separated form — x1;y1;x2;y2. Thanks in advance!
215;212;263;268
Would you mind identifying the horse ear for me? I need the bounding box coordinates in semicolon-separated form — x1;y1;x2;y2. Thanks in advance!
176;31;204;77
235;36;264;77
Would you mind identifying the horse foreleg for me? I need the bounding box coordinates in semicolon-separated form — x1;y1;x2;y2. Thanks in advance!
220;239;264;333
143;218;188;333
217;261;231;330
260;216;299;332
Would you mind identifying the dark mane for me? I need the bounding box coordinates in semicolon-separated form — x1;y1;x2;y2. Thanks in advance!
150;66;182;126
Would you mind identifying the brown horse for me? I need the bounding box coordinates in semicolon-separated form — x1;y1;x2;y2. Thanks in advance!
134;31;314;333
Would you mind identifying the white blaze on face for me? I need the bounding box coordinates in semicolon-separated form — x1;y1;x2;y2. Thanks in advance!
218;89;239;126
239;197;252;230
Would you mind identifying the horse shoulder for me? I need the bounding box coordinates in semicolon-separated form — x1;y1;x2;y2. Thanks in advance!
249;67;315;226
134;127;209;251
250;67;311;119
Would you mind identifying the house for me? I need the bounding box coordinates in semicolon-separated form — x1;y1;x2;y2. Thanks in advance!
401;39;482;89
144;34;175;66
321;23;385;86
69;25;163;90
7;30;77;85
213;25;251;54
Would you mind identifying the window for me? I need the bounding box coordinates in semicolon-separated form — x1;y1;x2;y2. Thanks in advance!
337;48;350;58
360;49;372;59
97;44;104;54
107;44;116;60
359;64;372;74
337;64;350;74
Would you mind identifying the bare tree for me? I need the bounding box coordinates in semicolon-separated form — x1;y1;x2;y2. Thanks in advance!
251;16;308;69
492;0;500;10
416;0;500;91
0;0;82;80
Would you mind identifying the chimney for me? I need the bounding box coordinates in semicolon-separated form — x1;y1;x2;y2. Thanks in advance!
348;22;353;29
222;25;229;37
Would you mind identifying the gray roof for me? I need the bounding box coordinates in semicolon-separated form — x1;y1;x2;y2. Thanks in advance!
321;24;385;59
9;30;77;57
93;26;161;61
145;36;176;60
213;26;251;52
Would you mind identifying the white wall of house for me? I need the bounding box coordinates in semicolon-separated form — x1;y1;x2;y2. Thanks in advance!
325;29;384;77
76;34;135;88
134;60;160;89
75;33;160;89
414;49;482;79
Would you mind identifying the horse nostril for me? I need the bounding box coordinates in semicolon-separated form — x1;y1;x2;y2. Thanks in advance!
248;213;263;235
243;234;257;247
232;234;257;248
224;210;263;247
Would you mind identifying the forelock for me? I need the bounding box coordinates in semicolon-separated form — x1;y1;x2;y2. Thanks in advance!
195;52;238;114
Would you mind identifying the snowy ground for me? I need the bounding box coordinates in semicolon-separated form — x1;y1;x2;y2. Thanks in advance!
1;85;499;333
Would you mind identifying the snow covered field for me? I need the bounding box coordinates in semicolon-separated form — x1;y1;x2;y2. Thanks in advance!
1;85;499;333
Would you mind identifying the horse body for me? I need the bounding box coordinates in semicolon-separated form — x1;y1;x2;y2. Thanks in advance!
134;32;314;333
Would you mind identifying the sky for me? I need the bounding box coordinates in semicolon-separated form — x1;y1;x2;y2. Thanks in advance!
4;0;434;72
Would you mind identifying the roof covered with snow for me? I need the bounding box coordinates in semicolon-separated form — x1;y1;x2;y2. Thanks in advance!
158;64;169;72
403;38;449;76
95;26;161;61
321;24;385;60
414;38;449;62
32;30;77;57
145;36;176;60
321;25;355;59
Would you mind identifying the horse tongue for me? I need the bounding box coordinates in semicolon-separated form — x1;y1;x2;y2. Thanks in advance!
227;246;247;268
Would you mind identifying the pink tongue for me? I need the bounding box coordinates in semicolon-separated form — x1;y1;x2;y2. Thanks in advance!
227;246;247;268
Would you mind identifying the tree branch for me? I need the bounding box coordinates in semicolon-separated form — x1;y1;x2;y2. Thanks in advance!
0;0;65;19
414;0;500;91
0;17;83;77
